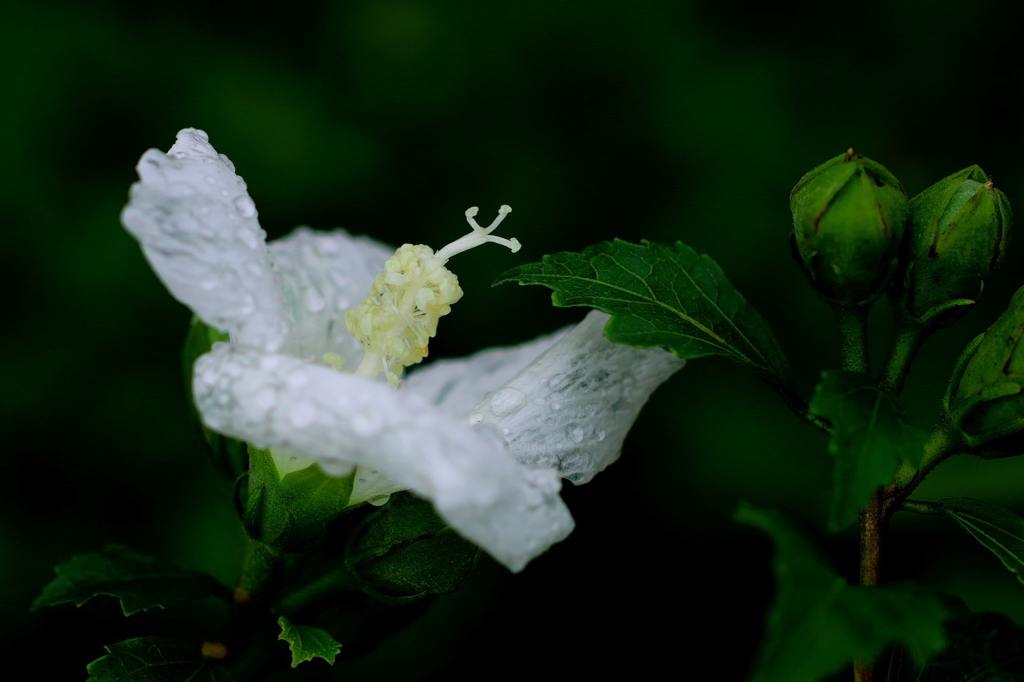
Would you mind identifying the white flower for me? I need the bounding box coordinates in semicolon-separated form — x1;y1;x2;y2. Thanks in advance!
121;128;684;572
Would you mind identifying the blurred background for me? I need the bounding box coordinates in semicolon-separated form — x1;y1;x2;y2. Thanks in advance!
5;0;1024;679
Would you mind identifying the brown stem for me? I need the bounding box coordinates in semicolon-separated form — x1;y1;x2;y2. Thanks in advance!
853;486;890;682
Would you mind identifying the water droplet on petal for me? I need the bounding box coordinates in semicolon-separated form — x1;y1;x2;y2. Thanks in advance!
233;195;257;218
303;288;326;312
489;387;526;416
289;401;317;427
468;412;483;425
237;228;259;250
205;175;217;185
352;408;383;436
286;370;309;389
596;430;606;441
548;373;572;392
566;423;586;443
316;236;340;254
254;388;277;410
551;402;561;410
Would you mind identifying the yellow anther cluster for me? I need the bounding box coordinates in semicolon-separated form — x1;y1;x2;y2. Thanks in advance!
345;244;463;386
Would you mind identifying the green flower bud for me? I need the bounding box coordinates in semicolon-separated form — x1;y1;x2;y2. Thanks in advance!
890;165;1012;329
791;149;909;308
945;286;1024;455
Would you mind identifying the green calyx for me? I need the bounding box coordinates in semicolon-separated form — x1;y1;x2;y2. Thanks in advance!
890;165;1012;329
946;286;1024;455
243;445;354;553
791;149;909;309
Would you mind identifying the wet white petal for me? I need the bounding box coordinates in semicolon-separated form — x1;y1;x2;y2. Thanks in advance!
403;326;568;417
469;310;685;484
193;344;574;572
121;129;288;352
270;228;393;367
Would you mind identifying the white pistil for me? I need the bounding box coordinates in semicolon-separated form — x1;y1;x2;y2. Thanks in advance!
346;206;520;386
435;205;520;261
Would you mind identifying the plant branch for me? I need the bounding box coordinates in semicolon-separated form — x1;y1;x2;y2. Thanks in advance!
835;306;871;374
879;320;928;395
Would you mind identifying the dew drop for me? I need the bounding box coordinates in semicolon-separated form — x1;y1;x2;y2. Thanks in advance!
547;373;572;392
352;409;383;436
205;175;217;185
596;430;606;441
286;370;309;389
233;195;257;218
254;388;277;411
316;236;341;254
468;412;484;425
237;227;259;250
289;401;317;428
566;424;586;443
552;402;561;410
489;387;526;416
303;288;326;312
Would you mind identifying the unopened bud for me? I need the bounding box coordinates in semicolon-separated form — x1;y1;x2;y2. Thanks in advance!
890;165;1012;329
791;150;908;308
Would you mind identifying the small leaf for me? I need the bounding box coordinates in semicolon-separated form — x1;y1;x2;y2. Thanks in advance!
497;239;793;389
86;637;234;681
810;371;928;531
736;503;947;682
31;545;224;616
930;497;1024;586
277;616;341;668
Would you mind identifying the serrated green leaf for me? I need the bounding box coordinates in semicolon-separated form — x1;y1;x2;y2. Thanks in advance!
887;601;1024;681
31;545;224;616
736;502;948;682
809;371;928;531
930;497;1024;587
86;637;234;681
497;239;793;387
277;616;341;668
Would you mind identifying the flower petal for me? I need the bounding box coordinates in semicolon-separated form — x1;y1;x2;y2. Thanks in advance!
469;310;685;484
403;327;568;417
193;344;574;572
121;129;289;352
269;228;393;368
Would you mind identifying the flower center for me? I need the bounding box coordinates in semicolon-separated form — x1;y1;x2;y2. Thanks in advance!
345;206;519;387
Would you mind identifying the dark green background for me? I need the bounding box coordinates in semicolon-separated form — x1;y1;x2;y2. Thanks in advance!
7;1;1024;679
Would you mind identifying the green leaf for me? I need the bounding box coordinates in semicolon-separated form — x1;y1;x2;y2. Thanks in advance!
345;492;480;602
809;371;928;531
277;616;341;668
86;637;234;681
496;239;792;387
31;545;224;616
887;602;1024;681
736;503;948;682
929;497;1024;586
